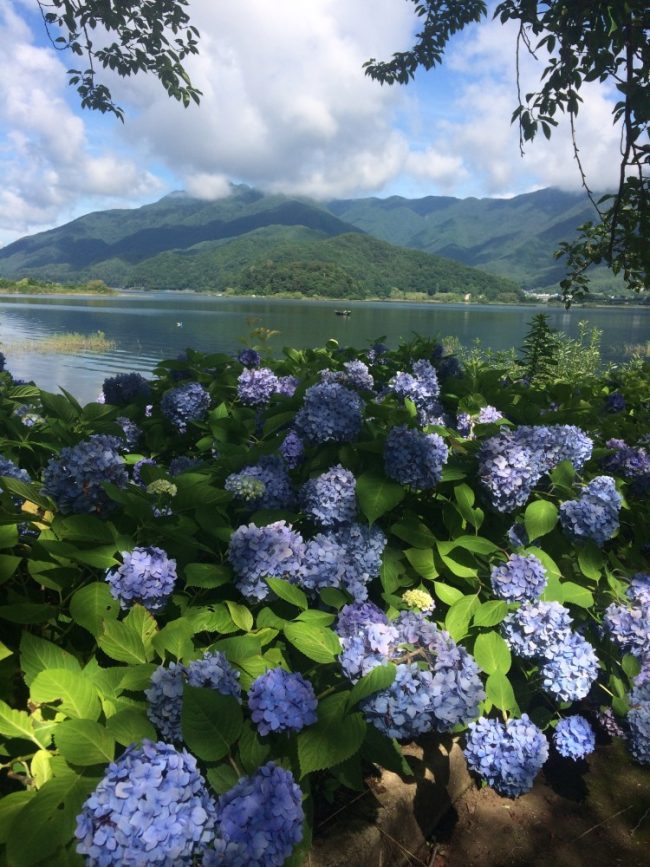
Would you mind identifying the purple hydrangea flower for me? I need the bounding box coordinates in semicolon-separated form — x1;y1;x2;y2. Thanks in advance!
75;740;216;866
596;706;626;738
553;715;596;759
161;382;210;433
146;652;241;741
490;553;547;602
279;430;304;468
102;372;151;405
228;521;305;602
238;348;261;368
248;668;317;735
629;573;650;608
295;382;363;444
42;435;127;515
384;425;448;489
540;632;599;701
501;601;573;659
477;405;505;425
464;715;549;797
559;476;622;546
335;601;388;638
515;425;593;473
300;464;357;527
236;367;279;406
276;375;299;398
300;523;386;602
202;763;303;867
225;456;294;511
602;439;650;494
105;546;177;612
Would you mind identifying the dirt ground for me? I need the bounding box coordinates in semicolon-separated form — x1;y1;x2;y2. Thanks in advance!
428;739;649;867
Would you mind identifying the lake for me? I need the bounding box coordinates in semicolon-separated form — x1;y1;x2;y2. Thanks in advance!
0;292;648;403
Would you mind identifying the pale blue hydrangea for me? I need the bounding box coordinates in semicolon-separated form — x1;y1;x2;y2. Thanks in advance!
540;632;599;701
276;374;299;398
342;359;374;391
228;521;305;602
339;622;401;682
490;553;547;602
559;476;622;546
603;601;650;660
295;382;363;444
384;425;448;490
388;359;443;425
42;434;127;515
161;382;210;433
75;740;216;866
236;367;279;406
202;763;303;867
553;715;596;759
300;464;357;527
477;405;505;425
225;456;294;511
102;372;151;405
298;524;385;601
248;668;317;735
360;663;438;740
501;601;573;659
629;573;650;608
300;532;347;593
106;546;177;613
515;425;593;472
478;432;544;513
0;454;30;492
464;715;549;797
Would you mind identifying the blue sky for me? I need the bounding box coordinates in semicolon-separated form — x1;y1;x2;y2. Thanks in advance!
0;0;621;246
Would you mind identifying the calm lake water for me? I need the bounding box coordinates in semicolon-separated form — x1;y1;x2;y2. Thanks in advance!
0;292;648;403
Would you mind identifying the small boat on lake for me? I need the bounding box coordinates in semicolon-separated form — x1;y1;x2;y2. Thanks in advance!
335;309;351;316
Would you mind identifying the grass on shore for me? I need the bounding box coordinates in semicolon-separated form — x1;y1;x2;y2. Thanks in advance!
7;331;116;354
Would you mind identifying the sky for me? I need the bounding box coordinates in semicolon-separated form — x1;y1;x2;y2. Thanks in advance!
0;0;623;247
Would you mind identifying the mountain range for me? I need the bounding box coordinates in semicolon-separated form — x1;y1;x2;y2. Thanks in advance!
0;185;617;297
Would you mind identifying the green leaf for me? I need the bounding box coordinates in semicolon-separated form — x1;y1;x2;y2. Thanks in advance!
0;476;51;509
485;672;518;712
184;563;232;589
473;600;508;628
361;726;413;777
266;577;308;610
622;653;641;681
238;721;271;774
210;634;262;661
98;619;152;665
577;543;604;581
444;595;479;641
0;640;12;662
347;664;396;710
152;618;195;660
0;699;43;747
0;523;19;548
51;515;114;544
0;791;34;844
549;460;575;489
390;519;436;549
405;547;438;580
283;622;341;663
524;500;558;542
297;695;366;777
319;587;349;610
182;686;243;762
70;583;120;636
105;709;157;746
454;484;483;529
560;582;594;608
207;765;240;795
473;632;512;675
185;604;238;634
441;536;497;556
55;719;115;766
0;603;56;623
437;547;478;579
31;670;101;720
433;581;464;606
20;634;81;686
356;471;404;523
295;610;335;627
6;767;99;867
0;554;22;585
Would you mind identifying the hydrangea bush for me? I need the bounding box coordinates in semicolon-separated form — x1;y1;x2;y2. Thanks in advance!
0;330;648;866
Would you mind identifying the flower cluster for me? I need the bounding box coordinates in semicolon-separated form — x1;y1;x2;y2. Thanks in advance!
515;425;593;473
75;740;216;865
248;667;318;735
457;406;504;438
102;372;151;405
384;425;448;490
280;430;304;468
0;454;30;492
105;546;177;612
402;588;435;613
203;763;304;867
603;577;650;661
276;374;299;397
335;601;388;638
301;523;386;601
501;601;573;659
228;521;305;602
169;455;201;475
602;438;650;494
225;456;294;511
236;367;279;406
300;464;357;527
553;715;596;760
342;359;374;391
161;382;210;433
605;392;626;413
361;663;438;739
388;359;442;425
295;381;363;444
490;553;547;602
146;652;241;741
116;417;142;452
540;632;599;701
559;475;622;546
42;434;127;515
464;715;549;797
237;348;261;368
132;457;157;487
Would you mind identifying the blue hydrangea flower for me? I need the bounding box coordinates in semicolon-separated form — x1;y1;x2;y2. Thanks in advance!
114;416;141;452
236;367;279;406
248;668;317;735
106;546;177;612
605;392;626;413
225;456;294;511
102;372;151;405
299;524;385;601
507;522;529;548
628;702;650;765
629;573;650;608
75;740;216;866
42;434;127;515
276;375;299;397
202;763;303;867
553;715;596;759
515;425;593;472
501;601;573;659
279;430;304;468
540;632;599;701
335;601;388;638
559;476;622;546
342;359;374;391
228;521;305;602
161;382;210;433
603;602;649;659
456;412;473;438
146;652;241;741
477;405;505;425
132;457;157;487
361;663;438;740
490;553;547;602
238;348;261;368
169;455;201;475
388;359;442;425
300;464;357;527
384;425;448;489
295;382;363;444
464;715;549;797
478;432;544;513
602;439;650;494
339;622;401;682
0;454;30;492
300;532;347;593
